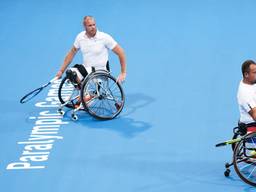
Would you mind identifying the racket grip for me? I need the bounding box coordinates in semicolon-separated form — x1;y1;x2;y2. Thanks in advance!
50;77;59;83
215;142;226;147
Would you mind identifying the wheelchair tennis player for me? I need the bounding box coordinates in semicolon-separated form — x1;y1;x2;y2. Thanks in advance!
216;60;256;187
55;16;126;120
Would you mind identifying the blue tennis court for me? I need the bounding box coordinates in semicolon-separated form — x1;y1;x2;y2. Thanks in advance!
1;0;256;191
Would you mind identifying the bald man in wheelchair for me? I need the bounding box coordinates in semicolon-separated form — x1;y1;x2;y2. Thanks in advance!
56;16;126;86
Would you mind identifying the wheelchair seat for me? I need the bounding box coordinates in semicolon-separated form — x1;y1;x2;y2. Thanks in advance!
236;122;256;136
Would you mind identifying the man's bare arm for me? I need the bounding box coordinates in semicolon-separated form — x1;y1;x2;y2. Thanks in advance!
56;46;78;78
112;44;126;82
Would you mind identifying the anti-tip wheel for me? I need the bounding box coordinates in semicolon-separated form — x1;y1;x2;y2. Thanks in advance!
224;169;230;177
71;114;78;121
57;108;65;115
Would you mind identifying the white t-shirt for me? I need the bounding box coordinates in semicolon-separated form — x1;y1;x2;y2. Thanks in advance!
237;80;256;123
73;30;117;68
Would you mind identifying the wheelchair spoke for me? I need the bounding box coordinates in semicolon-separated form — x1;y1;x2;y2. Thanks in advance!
239;158;256;169
239;156;256;177
105;82;122;102
248;166;256;179
94;79;122;102
251;137;256;148
89;100;116;116
105;99;118;113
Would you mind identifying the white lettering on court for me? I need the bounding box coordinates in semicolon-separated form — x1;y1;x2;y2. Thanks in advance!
6;80;69;170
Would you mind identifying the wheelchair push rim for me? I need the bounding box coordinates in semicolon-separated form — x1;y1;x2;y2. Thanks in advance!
80;72;125;120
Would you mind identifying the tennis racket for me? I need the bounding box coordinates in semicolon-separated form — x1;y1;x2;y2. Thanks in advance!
20;77;58;104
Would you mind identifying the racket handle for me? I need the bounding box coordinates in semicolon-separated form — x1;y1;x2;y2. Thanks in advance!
215;142;226;147
50;77;59;83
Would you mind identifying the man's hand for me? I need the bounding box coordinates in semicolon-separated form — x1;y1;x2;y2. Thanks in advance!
112;45;126;84
117;72;126;83
56;70;63;79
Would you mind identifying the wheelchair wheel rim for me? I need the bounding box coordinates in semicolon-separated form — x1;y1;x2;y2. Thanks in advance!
81;73;125;120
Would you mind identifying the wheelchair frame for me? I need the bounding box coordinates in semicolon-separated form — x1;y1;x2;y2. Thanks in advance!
57;70;125;120
216;124;256;187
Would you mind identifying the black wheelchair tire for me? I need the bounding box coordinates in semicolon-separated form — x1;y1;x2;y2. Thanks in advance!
58;76;76;109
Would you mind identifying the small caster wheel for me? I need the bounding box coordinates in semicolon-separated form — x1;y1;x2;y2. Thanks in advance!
57;109;65;115
71;114;78;121
224;169;230;177
225;163;230;168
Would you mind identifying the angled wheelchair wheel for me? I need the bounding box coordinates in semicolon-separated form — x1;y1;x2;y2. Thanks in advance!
233;132;256;187
80;72;125;120
58;76;80;109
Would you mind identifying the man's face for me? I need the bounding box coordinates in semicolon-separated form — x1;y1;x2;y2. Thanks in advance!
246;64;256;84
84;18;97;37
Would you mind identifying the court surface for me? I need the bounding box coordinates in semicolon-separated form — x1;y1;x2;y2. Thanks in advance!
1;0;256;191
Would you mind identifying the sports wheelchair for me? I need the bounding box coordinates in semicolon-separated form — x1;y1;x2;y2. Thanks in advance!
57;69;125;121
216;122;256;187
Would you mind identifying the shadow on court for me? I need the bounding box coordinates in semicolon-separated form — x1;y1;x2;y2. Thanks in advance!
121;92;156;117
65;92;155;138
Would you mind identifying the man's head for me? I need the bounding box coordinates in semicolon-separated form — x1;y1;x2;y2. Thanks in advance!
83;16;97;38
242;60;256;84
